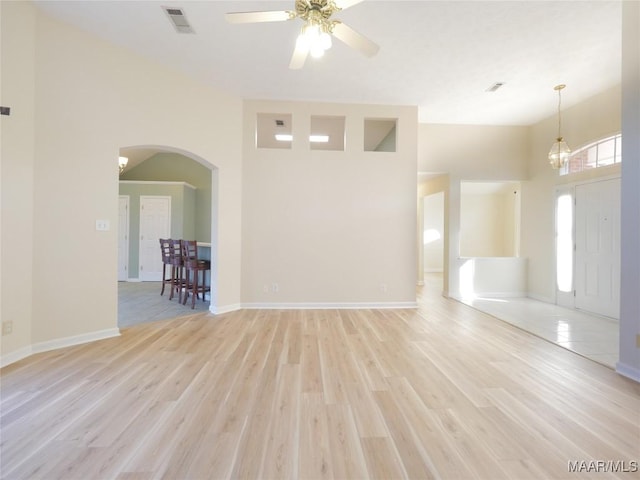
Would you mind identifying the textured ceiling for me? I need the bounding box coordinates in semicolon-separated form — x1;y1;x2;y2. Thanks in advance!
33;0;622;126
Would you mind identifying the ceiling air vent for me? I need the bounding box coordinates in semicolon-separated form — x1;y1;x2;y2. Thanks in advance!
486;82;505;92
163;6;195;34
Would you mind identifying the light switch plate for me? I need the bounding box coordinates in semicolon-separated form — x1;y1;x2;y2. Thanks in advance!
96;219;110;231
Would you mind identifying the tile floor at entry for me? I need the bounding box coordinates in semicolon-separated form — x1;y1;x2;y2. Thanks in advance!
453;293;618;369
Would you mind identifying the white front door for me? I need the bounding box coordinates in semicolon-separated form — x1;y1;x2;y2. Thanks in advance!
118;196;130;281
139;196;171;281
574;178;620;318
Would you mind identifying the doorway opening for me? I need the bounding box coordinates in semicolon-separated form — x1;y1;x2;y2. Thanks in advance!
117;145;218;327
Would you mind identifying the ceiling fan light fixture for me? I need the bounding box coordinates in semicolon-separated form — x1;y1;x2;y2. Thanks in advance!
310;45;325;58
320;25;332;50
298;20;332;58
226;0;378;70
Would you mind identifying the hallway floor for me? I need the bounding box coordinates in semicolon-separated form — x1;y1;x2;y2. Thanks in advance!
118;281;211;328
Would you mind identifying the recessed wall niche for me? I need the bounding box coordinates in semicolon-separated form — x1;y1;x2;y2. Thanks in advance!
310;115;345;151
364;118;397;152
256;113;292;149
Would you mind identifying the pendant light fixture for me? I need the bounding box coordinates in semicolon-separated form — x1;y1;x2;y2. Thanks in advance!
118;156;128;175
548;84;571;169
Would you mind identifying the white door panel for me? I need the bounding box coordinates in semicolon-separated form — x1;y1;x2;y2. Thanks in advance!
139;196;171;281
574;179;620;318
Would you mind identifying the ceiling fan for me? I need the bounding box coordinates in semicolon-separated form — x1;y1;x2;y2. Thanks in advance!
225;0;379;69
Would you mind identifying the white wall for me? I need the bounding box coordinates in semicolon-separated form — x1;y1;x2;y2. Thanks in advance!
459;257;527;298
1;3;243;363
241;100;418;306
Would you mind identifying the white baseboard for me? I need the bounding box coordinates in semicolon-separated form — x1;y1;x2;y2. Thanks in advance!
527;292;555;304
1;346;33;369
242;301;418;310
1;328;121;369
475;291;528;299
32;328;121;354
210;303;242;315
616;361;640;383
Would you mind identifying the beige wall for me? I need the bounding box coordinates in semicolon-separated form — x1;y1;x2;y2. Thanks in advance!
241;100;418;306
418;124;529;179
418;124;528;297
1;0;36;358
460;190;517;257
1;3;243;362
2;1;637;378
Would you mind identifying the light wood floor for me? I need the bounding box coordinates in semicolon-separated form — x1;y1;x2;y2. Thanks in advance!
1;284;639;479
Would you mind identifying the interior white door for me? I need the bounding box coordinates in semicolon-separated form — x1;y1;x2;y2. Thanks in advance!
574;178;620;318
139;196;171;281
118;196;130;281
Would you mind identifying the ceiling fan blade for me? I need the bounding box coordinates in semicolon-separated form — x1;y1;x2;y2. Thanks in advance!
334;0;365;10
289;39;309;70
225;10;293;24
331;22;379;57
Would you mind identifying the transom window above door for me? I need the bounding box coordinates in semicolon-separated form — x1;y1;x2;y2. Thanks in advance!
560;134;621;175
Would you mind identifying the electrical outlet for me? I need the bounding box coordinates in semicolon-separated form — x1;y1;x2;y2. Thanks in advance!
272;283;279;293
263;285;269;293
380;283;387;293
2;321;13;336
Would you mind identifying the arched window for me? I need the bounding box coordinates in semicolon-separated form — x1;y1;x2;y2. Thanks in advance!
560;133;621;175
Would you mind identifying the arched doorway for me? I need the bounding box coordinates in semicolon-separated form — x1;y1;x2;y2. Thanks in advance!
117;145;218;326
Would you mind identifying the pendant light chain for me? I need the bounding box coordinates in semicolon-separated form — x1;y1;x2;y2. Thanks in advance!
548;84;570;169
555;84;566;141
557;87;562;140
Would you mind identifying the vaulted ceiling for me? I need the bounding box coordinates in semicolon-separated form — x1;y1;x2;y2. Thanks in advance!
34;0;621;127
